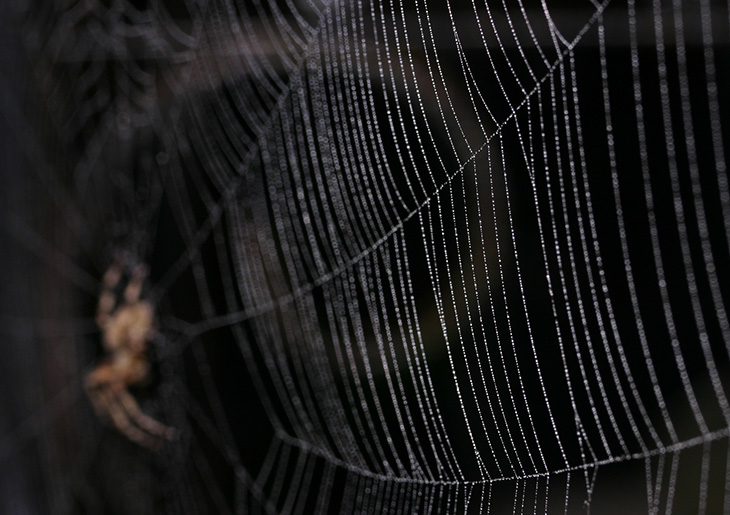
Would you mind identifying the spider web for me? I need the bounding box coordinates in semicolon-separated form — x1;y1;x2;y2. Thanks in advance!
2;0;730;512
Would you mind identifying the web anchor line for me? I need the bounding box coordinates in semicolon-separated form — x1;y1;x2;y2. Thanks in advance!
275;426;730;487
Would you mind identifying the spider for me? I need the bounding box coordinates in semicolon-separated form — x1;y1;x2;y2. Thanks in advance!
85;260;174;449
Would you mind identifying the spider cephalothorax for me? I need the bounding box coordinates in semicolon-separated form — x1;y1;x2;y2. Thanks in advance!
85;260;174;449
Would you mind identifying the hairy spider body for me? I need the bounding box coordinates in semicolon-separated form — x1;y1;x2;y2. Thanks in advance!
85;261;174;449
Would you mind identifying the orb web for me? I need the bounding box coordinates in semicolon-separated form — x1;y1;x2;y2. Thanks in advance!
2;0;730;512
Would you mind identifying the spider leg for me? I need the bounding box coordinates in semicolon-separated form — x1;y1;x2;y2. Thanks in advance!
124;264;148;305
115;387;175;440
84;363;113;419
100;388;160;449
96;263;123;328
86;385;109;422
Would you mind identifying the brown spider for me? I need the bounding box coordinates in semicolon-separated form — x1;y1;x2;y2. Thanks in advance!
85;260;174;449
